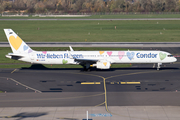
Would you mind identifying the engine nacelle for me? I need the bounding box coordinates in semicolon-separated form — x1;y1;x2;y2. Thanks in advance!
93;61;111;69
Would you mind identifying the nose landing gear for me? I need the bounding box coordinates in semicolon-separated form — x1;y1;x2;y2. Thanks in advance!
157;63;162;70
153;63;162;70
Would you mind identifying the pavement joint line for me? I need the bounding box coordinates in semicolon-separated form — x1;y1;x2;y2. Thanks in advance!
7;77;42;93
107;106;150;120
144;106;149;120
162;106;169;120
52;107;57;120
72;106;75;119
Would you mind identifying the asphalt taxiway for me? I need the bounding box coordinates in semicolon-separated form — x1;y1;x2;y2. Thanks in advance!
0;62;180;107
1;65;180;120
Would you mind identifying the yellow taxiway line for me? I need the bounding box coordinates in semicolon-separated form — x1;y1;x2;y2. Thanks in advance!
81;82;101;84
81;81;140;85
11;69;17;74
121;82;141;84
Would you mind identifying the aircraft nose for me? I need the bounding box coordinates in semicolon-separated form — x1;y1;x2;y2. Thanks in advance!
173;57;177;62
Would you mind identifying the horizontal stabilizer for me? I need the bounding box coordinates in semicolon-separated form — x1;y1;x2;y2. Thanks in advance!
7;53;25;57
6;53;25;60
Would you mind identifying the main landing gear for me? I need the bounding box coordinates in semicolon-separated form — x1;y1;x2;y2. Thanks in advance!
153;63;162;70
83;63;90;71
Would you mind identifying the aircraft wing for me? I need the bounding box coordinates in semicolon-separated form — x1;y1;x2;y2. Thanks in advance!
67;50;98;64
74;59;98;65
74;58;98;65
74;58;111;69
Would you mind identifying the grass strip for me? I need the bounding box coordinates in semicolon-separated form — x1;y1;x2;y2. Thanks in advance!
0;20;180;42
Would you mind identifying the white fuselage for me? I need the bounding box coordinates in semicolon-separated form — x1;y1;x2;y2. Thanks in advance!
17;50;177;65
4;29;177;70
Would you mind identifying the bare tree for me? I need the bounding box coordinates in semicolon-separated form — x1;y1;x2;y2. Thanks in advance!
1;0;180;13
165;0;176;11
34;1;46;13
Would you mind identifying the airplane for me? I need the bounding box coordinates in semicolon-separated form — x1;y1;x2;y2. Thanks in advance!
4;29;177;71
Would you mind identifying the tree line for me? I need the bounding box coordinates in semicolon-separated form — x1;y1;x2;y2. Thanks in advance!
0;0;180;14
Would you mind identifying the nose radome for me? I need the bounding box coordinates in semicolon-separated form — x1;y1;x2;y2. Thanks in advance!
173;57;177;62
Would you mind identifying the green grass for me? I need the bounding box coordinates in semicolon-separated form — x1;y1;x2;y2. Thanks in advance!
1;14;180;19
0;47;134;68
88;14;180;19
0;20;180;42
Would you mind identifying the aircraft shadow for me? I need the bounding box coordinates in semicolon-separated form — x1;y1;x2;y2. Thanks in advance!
0;112;47;120
21;64;82;70
20;64;179;71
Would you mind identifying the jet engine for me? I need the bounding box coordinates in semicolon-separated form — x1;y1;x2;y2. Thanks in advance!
92;61;111;69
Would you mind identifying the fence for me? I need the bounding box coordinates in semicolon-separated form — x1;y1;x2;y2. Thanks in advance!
1;12;180;17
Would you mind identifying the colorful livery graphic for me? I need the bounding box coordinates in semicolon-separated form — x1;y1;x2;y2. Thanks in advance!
4;29;177;70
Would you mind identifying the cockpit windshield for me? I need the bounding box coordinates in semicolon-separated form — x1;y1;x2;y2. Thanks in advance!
167;55;174;57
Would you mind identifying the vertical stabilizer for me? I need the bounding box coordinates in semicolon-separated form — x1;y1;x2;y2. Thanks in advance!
4;29;33;54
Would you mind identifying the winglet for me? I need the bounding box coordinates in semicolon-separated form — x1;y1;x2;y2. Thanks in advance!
69;46;74;51
67;50;74;59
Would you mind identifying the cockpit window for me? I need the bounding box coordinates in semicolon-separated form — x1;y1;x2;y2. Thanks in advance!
168;55;173;57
